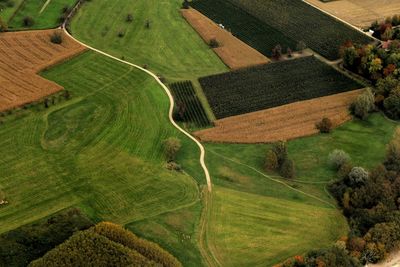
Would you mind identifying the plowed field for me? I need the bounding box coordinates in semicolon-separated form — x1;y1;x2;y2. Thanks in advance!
194;90;363;143
181;8;269;69
0;30;86;112
305;0;400;28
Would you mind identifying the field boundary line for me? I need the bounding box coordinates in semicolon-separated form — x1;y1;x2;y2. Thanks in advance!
61;28;212;192
207;148;336;208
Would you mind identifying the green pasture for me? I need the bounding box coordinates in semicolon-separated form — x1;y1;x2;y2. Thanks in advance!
0;51;204;261
7;0;76;30
70;0;228;81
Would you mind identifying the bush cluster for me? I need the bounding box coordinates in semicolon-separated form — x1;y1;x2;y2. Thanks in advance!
265;141;295;178
327;139;400;264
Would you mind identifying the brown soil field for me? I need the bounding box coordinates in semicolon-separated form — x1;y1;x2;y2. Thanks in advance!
194;90;363;143
306;0;400;28
181;8;270;70
0;29;86;112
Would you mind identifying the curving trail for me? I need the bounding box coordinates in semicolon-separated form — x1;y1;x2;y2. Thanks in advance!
61;27;212;192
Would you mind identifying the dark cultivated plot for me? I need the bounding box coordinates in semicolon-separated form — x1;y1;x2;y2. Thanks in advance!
189;0;297;57
224;0;374;60
199;56;363;119
169;81;210;128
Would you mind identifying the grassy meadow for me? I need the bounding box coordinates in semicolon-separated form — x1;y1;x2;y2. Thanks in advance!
0;51;206;262
203;114;397;266
6;0;77;30
70;0;228;81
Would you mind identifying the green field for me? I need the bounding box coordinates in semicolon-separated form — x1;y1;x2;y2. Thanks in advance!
7;0;77;30
0;51;206;263
70;0;228;81
202;114;397;266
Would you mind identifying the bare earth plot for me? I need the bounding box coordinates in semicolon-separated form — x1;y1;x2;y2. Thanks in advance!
0;30;86;112
194;90;362;143
181;8;269;70
305;0;400;28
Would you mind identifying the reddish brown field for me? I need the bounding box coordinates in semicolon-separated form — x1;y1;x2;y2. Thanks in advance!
181;8;269;70
194;90;363;143
0;29;86;112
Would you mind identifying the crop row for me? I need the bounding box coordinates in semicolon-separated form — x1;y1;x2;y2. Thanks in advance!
169;81;210;128
226;0;374;60
199;56;363;119
189;0;297;57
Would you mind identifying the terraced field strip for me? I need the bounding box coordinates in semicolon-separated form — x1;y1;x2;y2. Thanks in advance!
169;81;211;128
181;8;269;70
305;0;400;28
0;29;86;112
190;0;297;58
198;56;363;119
195;90;363;143
205;0;373;60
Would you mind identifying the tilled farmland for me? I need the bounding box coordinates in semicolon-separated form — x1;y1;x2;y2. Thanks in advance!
194;90;363;143
0;30;86;112
199;56;363;119
181;8;269;69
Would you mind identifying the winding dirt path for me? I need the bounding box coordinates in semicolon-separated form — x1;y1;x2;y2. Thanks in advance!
61;27;212;192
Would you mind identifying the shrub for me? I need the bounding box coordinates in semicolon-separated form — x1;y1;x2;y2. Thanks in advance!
265;150;278;171
209;38;220;48
272;141;288;166
280;159;295;179
50;32;63;44
126;14;133;22
316;117;333;133
0;17;7;32
182;0;190;9
163;137;181;162
118;30;125;38
384;142;400;172
328;149;351;170
22;16;34;27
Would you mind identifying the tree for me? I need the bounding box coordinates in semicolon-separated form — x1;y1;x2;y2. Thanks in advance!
328;149;351;170
375;76;398;97
145;19;150;29
126;14;133;22
369;58;383;74
182;0;190;9
316;117;333;133
265;150;278;171
348;167;369;186
209;38;220;48
384;141;400;172
280;159;295;179
383;87;400;120
272;45;282;60
343;46;359;69
163;138;182;162
272;141;288;166
50;31;63;44
22;16;34;27
296;41;306;53
352;89;375;120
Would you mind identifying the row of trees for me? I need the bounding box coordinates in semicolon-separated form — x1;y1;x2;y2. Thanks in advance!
370;15;400;41
30;222;182;267
342;41;400;119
